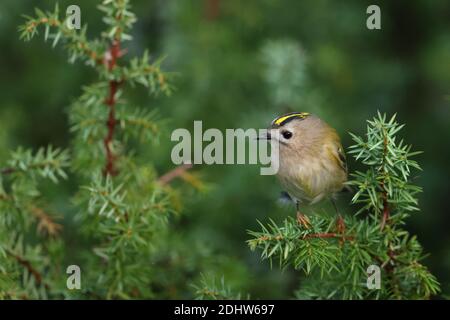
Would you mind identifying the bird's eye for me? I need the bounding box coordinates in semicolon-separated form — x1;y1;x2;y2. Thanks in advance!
282;131;293;139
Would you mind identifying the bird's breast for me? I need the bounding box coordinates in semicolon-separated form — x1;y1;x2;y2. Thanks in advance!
277;154;346;204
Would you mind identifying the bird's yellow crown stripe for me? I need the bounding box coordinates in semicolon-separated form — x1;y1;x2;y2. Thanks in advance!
273;112;310;126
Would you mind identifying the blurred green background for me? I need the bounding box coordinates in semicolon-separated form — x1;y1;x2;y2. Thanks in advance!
0;0;449;298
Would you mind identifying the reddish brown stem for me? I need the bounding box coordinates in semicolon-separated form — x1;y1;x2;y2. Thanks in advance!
1;167;15;175
158;164;193;186
380;133;397;287
380;191;390;230
380;132;391;230
103;40;122;176
303;233;354;241
205;0;220;20
6;250;49;289
103;80;119;176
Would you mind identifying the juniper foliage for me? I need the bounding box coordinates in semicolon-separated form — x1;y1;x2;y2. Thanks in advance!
193;275;248;300
248;113;440;299
0;0;197;299
0;147;69;298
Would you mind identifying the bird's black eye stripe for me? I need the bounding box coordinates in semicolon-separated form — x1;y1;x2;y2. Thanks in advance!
282;131;292;139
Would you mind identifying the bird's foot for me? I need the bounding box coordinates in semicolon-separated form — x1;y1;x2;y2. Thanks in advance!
297;212;311;229
336;215;347;245
336;215;346;235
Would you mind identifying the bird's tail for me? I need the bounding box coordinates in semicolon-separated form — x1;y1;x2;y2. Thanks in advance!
278;191;295;207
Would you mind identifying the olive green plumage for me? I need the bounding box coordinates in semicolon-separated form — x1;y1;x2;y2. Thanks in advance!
269;112;347;206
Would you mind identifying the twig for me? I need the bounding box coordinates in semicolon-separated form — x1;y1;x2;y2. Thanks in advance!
158;164;193;186
205;0;221;20
380;192;389;230
22;17;104;66
303;232;354;241
378;128;402;295
1;167;15;175
103;40;122;176
6;249;49;289
256;232;354;242
380;132;390;230
29;205;62;237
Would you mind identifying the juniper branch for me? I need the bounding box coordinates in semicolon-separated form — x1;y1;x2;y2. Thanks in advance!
158;164;194;186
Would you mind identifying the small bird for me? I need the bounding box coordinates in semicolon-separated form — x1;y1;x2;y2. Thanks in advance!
266;112;348;228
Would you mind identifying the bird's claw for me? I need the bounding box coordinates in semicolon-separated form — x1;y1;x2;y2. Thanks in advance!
297;212;311;229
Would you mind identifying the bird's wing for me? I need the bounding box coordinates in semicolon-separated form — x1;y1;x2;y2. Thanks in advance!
328;142;348;174
336;145;348;174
